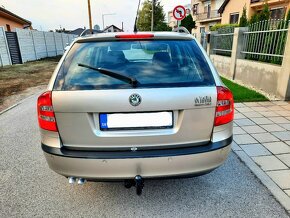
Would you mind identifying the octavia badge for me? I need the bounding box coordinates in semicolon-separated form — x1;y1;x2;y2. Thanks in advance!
129;94;141;106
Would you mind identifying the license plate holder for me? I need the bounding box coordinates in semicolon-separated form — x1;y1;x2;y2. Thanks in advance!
99;111;173;131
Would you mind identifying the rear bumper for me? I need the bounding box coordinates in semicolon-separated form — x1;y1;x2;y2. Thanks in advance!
42;137;232;179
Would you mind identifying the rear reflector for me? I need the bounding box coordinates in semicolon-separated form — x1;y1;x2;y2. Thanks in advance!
214;86;234;126
115;33;154;39
37;91;58;132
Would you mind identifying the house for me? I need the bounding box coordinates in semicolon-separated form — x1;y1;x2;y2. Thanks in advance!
0;6;32;31
68;28;103;36
168;4;192;29
102;25;123;33
191;0;224;34
218;0;290;25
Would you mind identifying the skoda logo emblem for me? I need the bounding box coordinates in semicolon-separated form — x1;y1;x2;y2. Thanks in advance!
129;94;141;106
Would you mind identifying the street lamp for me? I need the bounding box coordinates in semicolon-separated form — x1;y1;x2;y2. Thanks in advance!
102;13;116;30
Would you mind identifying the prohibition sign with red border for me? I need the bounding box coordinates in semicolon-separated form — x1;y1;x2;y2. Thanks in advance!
173;5;186;21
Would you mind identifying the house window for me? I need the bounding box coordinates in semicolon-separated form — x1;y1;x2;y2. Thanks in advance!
6;24;11;32
204;4;211;18
270;7;285;19
192;4;198;15
229;13;239;24
200;27;205;33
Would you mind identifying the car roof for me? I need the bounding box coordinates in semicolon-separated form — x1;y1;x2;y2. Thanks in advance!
75;31;195;43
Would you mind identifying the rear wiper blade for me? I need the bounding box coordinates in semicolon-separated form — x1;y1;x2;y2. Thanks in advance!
78;63;138;88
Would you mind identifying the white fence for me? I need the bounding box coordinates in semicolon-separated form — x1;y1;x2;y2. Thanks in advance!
16;29;77;63
0;27;77;66
0;27;12;66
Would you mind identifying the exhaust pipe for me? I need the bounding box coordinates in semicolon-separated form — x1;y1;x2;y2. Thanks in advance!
77;178;86;185
68;177;76;184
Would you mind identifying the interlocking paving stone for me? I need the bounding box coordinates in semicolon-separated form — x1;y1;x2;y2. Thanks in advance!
259;111;280;117
234;134;258;145
231;141;242;151
236;107;254;113
233;123;237;127
277;154;290;168
272;131;290;141
261;124;286;132
258;101;275;106
235;119;256;126
285;141;290;146
282;105;290;110
267;170;290;189
242;125;266;134
279;124;290;131
251;133;280;143
268;106;285;111
233;126;246;135
268;117;290;124
251;117;273;125
235;103;246;108
235;113;246;119
276;111;290;117
274;101;290;106
243;102;261;107
253;156;288;171
243;111;263;118
287;117;290;121
250;107;269;112
240;144;271;157
263;142;290;155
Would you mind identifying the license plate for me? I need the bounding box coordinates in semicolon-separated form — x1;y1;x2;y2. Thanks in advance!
99;112;173;130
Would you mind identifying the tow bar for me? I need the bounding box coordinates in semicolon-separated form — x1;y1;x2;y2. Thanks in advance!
124;175;144;196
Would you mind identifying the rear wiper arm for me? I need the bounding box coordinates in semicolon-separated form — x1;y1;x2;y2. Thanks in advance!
78;63;138;88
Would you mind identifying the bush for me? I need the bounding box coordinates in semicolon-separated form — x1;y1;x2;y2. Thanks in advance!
210;23;238;31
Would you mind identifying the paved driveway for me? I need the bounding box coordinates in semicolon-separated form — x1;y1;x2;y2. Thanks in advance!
0;94;289;217
233;101;290;212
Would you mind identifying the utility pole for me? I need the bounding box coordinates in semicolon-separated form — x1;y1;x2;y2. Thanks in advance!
151;0;154;31
87;0;93;34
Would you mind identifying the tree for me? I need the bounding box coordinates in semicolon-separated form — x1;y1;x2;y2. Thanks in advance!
249;3;270;24
137;0;170;31
239;5;248;27
180;14;196;32
257;3;270;21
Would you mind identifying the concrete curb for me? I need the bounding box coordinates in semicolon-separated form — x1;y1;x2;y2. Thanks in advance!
0;90;44;116
234;149;290;213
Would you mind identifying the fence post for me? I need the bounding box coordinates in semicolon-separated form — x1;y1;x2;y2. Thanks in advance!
230;27;247;80
43;31;48;58
209;31;217;55
277;24;290;100
31;30;37;60
53;32;57;56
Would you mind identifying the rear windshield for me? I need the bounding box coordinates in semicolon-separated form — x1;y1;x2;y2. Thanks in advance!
54;39;215;90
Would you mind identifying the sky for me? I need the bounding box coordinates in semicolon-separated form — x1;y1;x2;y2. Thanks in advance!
0;0;190;32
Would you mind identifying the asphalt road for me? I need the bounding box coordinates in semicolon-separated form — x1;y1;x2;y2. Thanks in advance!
0;93;289;217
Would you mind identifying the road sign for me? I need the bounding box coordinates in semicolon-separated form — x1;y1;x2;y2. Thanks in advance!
173;5;186;21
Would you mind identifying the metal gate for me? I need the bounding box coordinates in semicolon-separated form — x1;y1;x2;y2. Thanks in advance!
5;32;22;64
200;32;207;51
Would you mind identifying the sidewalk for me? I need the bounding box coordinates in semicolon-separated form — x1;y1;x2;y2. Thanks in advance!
233;101;290;212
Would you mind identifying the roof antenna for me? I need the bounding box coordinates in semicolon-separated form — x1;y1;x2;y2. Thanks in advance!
134;0;141;32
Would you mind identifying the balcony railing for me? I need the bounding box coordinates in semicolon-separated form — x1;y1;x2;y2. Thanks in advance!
196;10;221;21
250;0;262;3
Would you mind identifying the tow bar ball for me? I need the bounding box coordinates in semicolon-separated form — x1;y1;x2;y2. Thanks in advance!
124;175;145;196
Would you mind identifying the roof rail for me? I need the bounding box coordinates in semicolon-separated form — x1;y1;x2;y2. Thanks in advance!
172;27;190;34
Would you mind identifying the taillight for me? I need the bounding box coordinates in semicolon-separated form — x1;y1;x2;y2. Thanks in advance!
37;91;58;132
214;86;234;126
115;33;154;39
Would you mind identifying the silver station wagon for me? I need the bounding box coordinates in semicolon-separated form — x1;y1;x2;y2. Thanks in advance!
37;32;234;195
